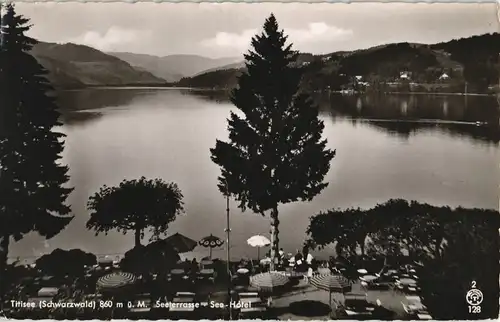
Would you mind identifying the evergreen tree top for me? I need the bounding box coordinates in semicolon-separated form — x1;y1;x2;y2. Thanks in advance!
1;4;37;52
211;14;335;214
244;13;297;73
0;4;73;241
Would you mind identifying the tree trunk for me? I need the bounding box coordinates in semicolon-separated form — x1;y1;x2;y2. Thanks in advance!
134;228;141;247
270;207;279;271
433;237;444;259
360;238;366;256
0;235;10;309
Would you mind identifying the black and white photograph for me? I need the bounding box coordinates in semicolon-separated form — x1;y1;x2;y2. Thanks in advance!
0;2;499;320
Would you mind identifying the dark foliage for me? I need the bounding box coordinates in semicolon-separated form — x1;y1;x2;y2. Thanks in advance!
306;199;500;319
0;4;73;299
417;207;499;319
35;248;97;277
210;14;335;268
371;305;397;320
288;300;331;317
178;33;500;93
120;240;180;276
177;69;242;89
432;33;500;92
339;43;439;78
86;176;185;247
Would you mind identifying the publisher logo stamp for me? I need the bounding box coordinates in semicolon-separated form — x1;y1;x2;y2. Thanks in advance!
466;281;483;314
466;289;483;306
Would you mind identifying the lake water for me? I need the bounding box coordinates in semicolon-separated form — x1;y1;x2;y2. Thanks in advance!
9;88;500;262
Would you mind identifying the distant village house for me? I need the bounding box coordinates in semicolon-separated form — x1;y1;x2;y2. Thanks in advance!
400;72;410;80
439;73;450;80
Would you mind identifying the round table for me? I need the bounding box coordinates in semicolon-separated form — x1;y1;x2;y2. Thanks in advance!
200;268;215;276
237;268;249;275
357;269;368;274
361;275;377;282
201;260;214;266
399;278;417;285
171;269;185;275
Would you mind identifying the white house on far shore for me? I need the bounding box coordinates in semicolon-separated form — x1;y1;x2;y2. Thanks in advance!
439;73;450;80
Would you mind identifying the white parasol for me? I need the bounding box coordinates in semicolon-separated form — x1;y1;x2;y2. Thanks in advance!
247;235;271;260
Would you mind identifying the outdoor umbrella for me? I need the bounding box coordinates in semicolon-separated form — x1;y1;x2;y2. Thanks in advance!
165;233;198;253
198;234;224;259
96;272;136;292
247;235;271;260
310;274;352;309
250;272;289;293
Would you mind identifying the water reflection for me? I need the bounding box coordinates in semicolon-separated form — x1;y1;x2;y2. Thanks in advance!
59;111;102;126
11;87;498;261
56;89;500;144
443;100;449;117
356;97;362;112
180;90;500;144
181;88;231;104
57;88;159;111
318;93;500;144
400;100;408;116
56;88;162;125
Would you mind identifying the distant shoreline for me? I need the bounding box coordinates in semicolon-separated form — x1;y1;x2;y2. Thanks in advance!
330;90;495;97
383;91;494;97
343;117;488;126
58;85;498;98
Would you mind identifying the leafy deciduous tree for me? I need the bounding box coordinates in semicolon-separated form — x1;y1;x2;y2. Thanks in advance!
36;249;97;277
121;240;180;276
86;177;184;247
418;208;499;319
306;200;500;319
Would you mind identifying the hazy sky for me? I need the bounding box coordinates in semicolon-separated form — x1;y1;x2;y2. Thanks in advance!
16;2;500;58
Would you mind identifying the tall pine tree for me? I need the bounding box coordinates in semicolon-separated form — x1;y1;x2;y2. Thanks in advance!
210;14;335;269
0;4;73;300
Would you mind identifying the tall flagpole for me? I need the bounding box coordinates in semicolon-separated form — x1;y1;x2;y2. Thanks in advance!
224;180;232;320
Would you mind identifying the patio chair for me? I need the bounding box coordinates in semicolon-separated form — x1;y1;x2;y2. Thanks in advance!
417;312;433;320
403;295;426;315
237;292;268;317
238;292;260;299
239;305;268;319
401;302;411;314
170;292;197;313
344;293;371;313
38;287;59;297
129;295;152;314
370;282;392;290
199;268;216;284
